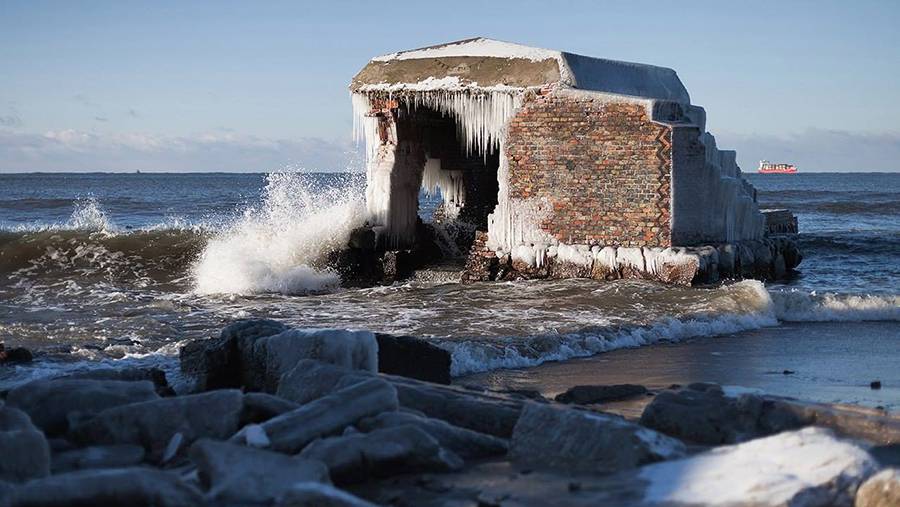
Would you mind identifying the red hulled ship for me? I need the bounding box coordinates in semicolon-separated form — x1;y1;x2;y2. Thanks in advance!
758;160;797;174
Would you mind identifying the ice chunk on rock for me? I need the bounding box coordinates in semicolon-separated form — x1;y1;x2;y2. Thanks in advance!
299;425;463;485
250;377;398;454
0;405;50;483
241;392;301;423
7;467;203;507
251;328;378;392
391;376;524;437
71;389;244;463
190;439;329;505
275;359;371;405
51;444;145;474
510;402;685;474
357;411;508;459
6;378;159;436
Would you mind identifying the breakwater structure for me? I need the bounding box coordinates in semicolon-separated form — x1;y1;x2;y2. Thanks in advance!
345;37;800;285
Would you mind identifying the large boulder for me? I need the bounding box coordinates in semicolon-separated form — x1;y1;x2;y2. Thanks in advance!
357;411;508;459
631;427;877;507
6;378;159;435
70;389;244;462
275;360;371;405
6;467;203;507
510;402;685;474
555;384;648;405
277;483;379;507
51;445;145;474
639;383;757;445
641;383;900;445
190;439;329;505
855;468;900;507
250;328;378;392
299;425;463;485
180;318;289;391
0;405;49;483
389;375;524;438
247;378;398;454
374;333;451;385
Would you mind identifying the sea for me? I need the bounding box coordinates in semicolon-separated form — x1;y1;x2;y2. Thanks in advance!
1;172;898;407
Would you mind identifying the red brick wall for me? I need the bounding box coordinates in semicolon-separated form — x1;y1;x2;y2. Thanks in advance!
506;93;673;247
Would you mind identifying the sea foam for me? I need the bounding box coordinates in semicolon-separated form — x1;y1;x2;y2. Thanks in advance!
191;172;365;295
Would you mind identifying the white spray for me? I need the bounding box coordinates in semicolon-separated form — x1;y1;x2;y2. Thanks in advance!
192;172;365;295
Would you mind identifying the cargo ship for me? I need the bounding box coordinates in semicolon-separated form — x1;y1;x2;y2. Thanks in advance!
758;160;797;174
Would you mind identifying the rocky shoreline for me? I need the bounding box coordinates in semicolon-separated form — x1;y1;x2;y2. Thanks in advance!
1;319;898;506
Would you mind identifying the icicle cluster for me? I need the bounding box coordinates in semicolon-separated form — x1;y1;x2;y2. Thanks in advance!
352;89;522;160
421;157;465;219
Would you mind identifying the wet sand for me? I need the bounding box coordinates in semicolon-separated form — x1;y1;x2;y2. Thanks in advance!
459;321;900;411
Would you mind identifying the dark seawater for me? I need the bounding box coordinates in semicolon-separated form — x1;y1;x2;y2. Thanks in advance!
0;172;897;407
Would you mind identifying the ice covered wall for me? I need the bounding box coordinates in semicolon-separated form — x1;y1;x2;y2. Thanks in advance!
669;124;765;245
350;38;765;258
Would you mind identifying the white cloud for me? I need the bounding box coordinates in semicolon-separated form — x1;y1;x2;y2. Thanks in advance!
0;129;362;172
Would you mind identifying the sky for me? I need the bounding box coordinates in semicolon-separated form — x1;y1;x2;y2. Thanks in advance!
1;0;898;172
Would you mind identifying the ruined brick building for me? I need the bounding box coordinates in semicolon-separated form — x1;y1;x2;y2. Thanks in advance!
350;38;799;284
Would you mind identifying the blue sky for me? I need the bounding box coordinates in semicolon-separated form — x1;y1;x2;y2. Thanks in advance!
1;0;898;172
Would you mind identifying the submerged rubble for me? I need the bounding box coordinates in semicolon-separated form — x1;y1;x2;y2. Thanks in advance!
1;318;897;506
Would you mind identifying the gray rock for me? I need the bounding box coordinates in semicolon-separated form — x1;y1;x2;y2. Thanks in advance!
275;359;371;405
855;468;900;507
6;378;159;435
253;378;398;454
242;392;300;424
510;402;685;474
641;383;900;445
7;467;203;507
389;375;524;438
357;411;508;459
71;389;244;462
51;444;145;473
277;482;378;507
639;383;756;445
0;405;49;483
180;318;288;391
250;328;378;392
63;367;175;396
299;425;463;485
190;439;329;505
374;333;452;385
555;384;648;405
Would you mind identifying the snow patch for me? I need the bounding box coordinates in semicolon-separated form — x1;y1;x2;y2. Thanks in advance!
639;427;877;506
373;37;562;63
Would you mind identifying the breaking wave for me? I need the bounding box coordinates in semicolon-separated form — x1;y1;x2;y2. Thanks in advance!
445;280;900;376
191;172;365;295
770;290;900;322
0;200;205;280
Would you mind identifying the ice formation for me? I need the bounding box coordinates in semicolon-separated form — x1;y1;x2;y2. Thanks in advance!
421;157;465;219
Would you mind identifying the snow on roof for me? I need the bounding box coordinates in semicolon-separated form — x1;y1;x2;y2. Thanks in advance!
353;37;690;104
372;37;562;63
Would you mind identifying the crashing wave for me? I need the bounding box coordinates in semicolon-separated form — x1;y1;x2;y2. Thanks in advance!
191;172;365;295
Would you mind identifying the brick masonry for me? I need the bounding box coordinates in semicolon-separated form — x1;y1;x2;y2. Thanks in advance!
505;93;672;247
